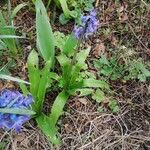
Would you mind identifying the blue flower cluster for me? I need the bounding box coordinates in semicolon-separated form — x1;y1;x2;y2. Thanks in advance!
0;89;33;132
74;9;99;39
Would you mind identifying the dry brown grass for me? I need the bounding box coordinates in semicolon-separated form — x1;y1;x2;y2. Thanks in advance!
1;84;150;150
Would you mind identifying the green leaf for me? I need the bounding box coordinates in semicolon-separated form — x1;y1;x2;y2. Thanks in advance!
0;60;16;75
61;63;72;89
57;0;70;18
63;34;78;56
20;83;30;96
0;11;6;27
37;61;51;112
81;71;96;79
76;88;94;96
69;65;81;86
55;0;77;19
0;74;30;84
27;51;51;114
57;53;71;67
101;67;113;76
54;31;69;51
28;66;40;99
46;0;52;9
138;74;146;82
99;55;110;65
83;79;110;90
0;11;18;56
92;89;105;103
76;47;90;69
68;80;84;94
36;114;60;145
108;100;119;113
36;91;69;144
0;142;7;150
49;90;69;129
27;50;39;68
47;91;69;144
69;10;78;18
140;67;150;77
0;108;36;115
27;50;40;99
35;0;55;62
0;35;25;39
11;3;27;19
59;13;69;25
49;72;60;81
0;39;6;50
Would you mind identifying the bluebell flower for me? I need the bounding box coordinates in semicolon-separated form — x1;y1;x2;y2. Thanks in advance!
0;89;33;132
73;9;99;39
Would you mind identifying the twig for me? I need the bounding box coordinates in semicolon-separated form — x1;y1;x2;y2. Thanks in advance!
95;0;100;7
141;0;149;8
78;130;110;149
127;22;150;55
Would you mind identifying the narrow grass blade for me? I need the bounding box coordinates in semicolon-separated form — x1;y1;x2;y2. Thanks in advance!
0;35;25;39
20;83;30;96
0;11;18;55
0;39;6;50
46;0;52;9
0;74;30;84
57;0;70;18
0;108;36;115
11;3;27;19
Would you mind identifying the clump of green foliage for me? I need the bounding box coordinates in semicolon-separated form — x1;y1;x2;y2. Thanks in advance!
94;55;150;82
68;0;95;11
0;2;27;57
19;0;110;145
46;0;95;24
0;0;119;146
93;45;150;113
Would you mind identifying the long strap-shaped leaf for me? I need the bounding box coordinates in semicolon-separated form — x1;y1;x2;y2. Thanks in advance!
27;50;52;114
0;108;35;115
56;0;77;18
36;91;69;144
57;0;70;18
0;74;30;85
11;3;27;19
37;61;51;113
49;91;69;125
36;113;59;144
0;35;25;39
27;50;40;99
35;0;55;62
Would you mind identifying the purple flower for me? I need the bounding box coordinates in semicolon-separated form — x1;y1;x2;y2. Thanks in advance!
73;9;99;39
0;89;33;132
